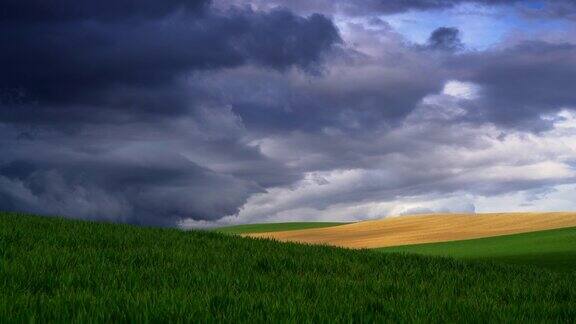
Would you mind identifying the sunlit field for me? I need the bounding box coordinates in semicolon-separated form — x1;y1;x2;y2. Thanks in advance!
377;226;576;272
246;213;576;248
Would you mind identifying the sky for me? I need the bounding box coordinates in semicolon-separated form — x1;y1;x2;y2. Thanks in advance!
1;0;576;227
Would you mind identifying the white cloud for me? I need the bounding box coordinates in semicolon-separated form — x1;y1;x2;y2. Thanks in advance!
442;80;481;100
209;102;576;226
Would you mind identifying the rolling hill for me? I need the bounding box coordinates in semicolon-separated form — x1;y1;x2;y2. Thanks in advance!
377;226;576;272
246;212;576;248
1;212;575;322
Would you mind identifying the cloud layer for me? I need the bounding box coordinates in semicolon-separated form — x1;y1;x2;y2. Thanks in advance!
2;0;576;226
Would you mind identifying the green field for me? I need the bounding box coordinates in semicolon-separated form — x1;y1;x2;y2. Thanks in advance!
215;222;350;234
1;212;575;322
377;227;576;272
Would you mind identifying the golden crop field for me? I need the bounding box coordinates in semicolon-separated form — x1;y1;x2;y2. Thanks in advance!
246;212;576;249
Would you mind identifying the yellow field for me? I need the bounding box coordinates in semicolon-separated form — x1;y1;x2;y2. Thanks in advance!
245;212;576;249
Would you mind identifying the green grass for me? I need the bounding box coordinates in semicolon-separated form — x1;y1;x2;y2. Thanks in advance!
214;222;350;234
1;212;575;322
377;227;576;272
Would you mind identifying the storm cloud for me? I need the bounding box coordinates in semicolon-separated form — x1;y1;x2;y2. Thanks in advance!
2;0;576;226
0;0;339;224
0;2;340;125
220;0;549;16
1;0;210;22
453;41;576;129
427;27;464;51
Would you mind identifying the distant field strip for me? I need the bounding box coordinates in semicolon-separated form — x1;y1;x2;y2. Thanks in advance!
215;222;350;234
246;212;576;249
378;227;576;272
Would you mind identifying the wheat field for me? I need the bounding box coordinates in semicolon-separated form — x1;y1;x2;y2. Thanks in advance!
246;212;576;249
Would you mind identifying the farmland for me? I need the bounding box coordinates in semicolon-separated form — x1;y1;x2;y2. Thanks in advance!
1;212;575;322
377;226;576;272
246;212;576;248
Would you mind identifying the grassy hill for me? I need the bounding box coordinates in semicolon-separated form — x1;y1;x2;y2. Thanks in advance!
215;222;350;234
377;227;576;272
1;212;575;322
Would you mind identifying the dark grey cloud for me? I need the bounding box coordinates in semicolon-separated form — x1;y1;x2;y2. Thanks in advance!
195;46;446;134
222;0;576;22
1;0;211;23
333;0;520;15
427;27;464;51
0;153;259;226
0;1;339;225
0;118;295;225
521;1;576;21
452;41;576;130
221;0;525;16
0;4;340;125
